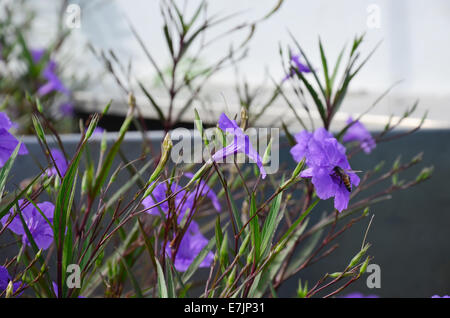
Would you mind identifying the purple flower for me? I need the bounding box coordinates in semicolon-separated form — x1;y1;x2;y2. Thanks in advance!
142;179;220;272
47;148;68;177
283;53;312;80
291;54;311;73
291;127;360;212
342;292;379;298
165;221;214;272
30;49;70;97
432;295;450;298
343;117;376;154
1;199;54;250
59;102;75;117
0;266;22;295
0;112;28;168
211;113;266;179
184;172;221;212
142;182;193;219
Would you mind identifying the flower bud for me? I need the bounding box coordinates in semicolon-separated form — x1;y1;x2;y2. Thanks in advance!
32;115;46;143
36;98;44;113
297;279;308;298
143;134;173;198
5;281;14;298
348;243;371;268
226;267;236;288
53;175;61;190
359;256;370;275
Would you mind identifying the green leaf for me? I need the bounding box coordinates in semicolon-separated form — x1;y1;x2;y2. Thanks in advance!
319;38;331;98
249;194;261;262
0;143;21;203
121;257;143;298
285;227;324;277
155;258;168;298
293;67;327;126
165;257;176;298
138;218;157;271
91;106;133;197
163;24;174;56
260;190;283;257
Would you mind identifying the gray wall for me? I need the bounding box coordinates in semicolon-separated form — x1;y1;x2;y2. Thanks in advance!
4;129;450;297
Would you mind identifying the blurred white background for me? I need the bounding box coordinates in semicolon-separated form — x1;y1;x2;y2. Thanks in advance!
28;0;450;129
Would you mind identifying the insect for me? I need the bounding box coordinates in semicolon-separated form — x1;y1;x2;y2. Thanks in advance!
333;166;361;192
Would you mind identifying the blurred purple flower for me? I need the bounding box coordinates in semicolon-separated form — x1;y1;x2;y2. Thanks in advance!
0;112;28;168
1;199;54;250
142;179;219;272
0;266;22;295
432;295;450;298
30;49;70;97
92;127;105;136
342;292;379;298
184;172;221;212
142;182;193;219
211;113;266;179
283;53;312;80
142;176;221;218
291;127;360;212
47;148;68;177
343;117;376;154
165;221;214;272
291;54;312;73
59;102;75;117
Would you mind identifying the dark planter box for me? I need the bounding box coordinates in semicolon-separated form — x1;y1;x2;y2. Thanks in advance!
5;129;450;297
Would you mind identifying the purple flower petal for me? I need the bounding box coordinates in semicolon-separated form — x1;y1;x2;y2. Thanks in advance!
59;102;75;117
1;199;54;250
343;117;376;154
0;128;28;168
142;181;194;220
184;173;221;212
47;148;68;177
0;266;23;295
291;127;359;212
0;112;13;130
167;221;213;272
212;113;266;179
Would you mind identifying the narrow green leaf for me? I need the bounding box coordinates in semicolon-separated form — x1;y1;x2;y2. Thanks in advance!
0;143;21;202
155;258;168;298
121;257;143;298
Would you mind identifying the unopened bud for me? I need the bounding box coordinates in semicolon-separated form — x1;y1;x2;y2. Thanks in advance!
359;256;370;275
240;108;248;131
5;281;14;298
53;175;61;190
226;267;236;288
349;243;371;268
416;166;433;182
36;98;44;113
144;134;172;198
